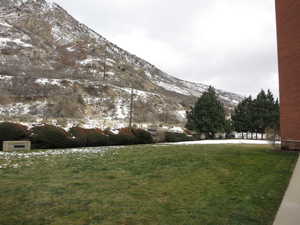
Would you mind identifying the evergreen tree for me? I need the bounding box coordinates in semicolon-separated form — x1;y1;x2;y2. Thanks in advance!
232;96;253;138
253;90;277;139
269;98;280;131
224;119;233;138
232;89;280;140
185;86;226;139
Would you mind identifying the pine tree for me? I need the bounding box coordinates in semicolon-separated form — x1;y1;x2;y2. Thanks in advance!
224;119;233;138
232;96;253;139
232;89;279;140
185;86;226;139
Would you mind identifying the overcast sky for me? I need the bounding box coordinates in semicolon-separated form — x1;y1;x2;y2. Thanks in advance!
54;0;279;98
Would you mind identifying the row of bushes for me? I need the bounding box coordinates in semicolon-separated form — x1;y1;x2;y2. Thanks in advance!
0;122;154;150
165;132;194;143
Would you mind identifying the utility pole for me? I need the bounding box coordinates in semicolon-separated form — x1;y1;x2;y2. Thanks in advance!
99;43;107;128
129;84;134;128
103;47;107;82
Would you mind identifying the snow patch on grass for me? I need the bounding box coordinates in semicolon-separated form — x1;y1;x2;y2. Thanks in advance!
0;146;121;169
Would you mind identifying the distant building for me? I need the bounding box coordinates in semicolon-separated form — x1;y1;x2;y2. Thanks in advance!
276;0;300;150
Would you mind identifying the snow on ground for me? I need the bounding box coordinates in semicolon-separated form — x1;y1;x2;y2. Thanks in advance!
0;21;12;28
119;87;158;99
0;75;13;81
176;110;186;120
155;81;190;96
179;80;207;96
0;101;47;116
169;127;185;133
0;37;32;48
0;103;30;115
83;96;101;105
79;57;102;65
0;146;121;169
162;139;281;145
114;98;129;119
66;46;76;52
145;71;153;79
51;24;74;44
35;78;62;86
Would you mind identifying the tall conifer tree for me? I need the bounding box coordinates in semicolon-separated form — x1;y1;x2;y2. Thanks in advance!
185;86;226;139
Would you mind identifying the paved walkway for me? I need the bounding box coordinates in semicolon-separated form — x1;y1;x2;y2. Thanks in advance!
163;139;280;145
273;154;300;225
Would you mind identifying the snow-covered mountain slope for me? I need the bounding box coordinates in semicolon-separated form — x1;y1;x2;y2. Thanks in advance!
0;0;243;128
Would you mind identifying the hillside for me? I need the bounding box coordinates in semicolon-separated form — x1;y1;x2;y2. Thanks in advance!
0;0;243;128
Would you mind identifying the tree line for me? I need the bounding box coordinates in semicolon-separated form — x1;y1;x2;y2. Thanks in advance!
186;87;280;139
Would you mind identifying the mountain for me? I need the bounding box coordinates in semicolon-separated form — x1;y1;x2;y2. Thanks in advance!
0;0;243;129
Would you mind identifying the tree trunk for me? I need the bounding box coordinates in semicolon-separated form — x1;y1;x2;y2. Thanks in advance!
251;133;253;139
242;132;244;139
256;133;258;140
261;133;264;140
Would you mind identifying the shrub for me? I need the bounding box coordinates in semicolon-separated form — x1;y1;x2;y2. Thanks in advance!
109;134;137;146
118;128;139;145
119;128;135;136
118;127;154;145
85;129;109;147
30;125;74;149
69;127;109;147
0;122;29;141
132;128;153;144
165;132;194;143
0;122;29;150
69;127;89;147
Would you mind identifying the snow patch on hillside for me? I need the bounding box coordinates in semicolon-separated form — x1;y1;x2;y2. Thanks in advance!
119;87;159;99
114;98;129;119
176;110;186;120
0;101;46;116
35;78;62;86
155;81;190;96
0;37;32;48
0;21;12;27
0;75;13;81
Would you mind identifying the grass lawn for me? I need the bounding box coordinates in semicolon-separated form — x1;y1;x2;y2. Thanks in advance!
0;144;298;225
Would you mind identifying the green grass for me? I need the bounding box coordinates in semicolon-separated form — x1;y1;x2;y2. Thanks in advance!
0;144;298;225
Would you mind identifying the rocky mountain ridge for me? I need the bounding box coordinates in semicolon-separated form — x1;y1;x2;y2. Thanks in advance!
0;0;243;129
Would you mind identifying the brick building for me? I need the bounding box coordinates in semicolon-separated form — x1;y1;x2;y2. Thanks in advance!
276;0;300;150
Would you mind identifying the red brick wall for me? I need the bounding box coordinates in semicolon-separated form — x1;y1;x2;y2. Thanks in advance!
276;0;300;149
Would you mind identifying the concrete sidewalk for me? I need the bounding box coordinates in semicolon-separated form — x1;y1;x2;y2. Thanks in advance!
273;154;300;225
162;139;280;145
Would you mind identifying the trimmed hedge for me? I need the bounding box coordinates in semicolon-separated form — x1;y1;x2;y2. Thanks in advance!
0;122;155;150
132;128;154;144
85;129;109;147
0;122;29;150
69;127;109;147
165;132;194;143
30;125;74;149
118;128;153;145
0;122;29;141
109;134;137;146
69;127;89;147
